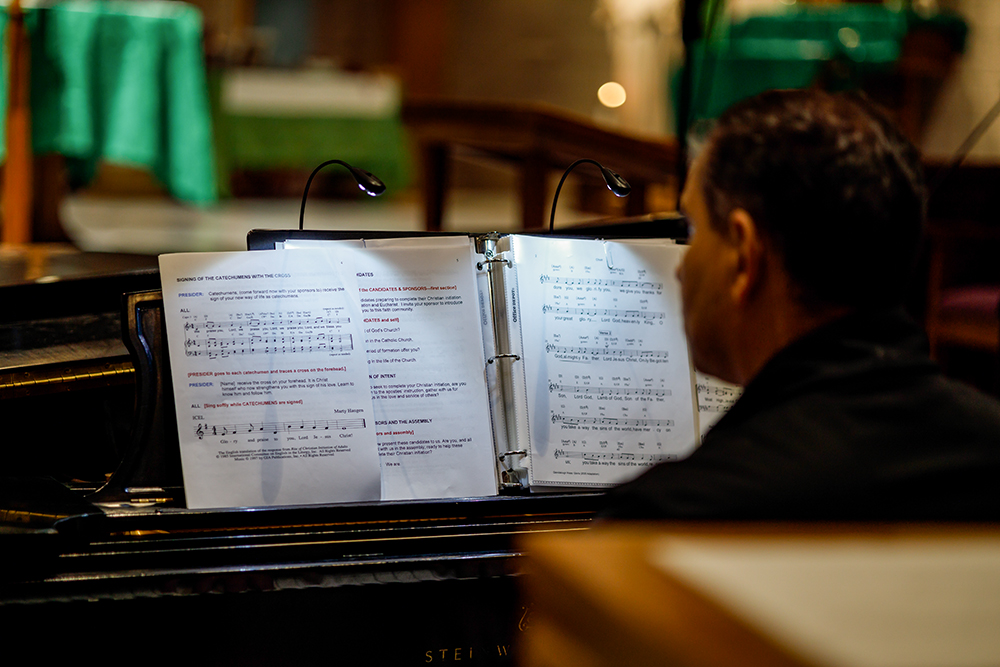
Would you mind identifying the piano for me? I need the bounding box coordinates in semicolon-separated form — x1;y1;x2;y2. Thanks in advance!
0;218;682;663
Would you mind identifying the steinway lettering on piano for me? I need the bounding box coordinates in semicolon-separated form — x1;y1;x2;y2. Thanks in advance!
195;418;367;439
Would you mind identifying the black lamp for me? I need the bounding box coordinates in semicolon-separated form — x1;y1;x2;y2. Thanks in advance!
298;159;387;230
549;159;631;231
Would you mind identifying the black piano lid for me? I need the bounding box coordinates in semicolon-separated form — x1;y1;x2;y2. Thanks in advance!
1;490;601;602
0;256;160;377
2;289;602;605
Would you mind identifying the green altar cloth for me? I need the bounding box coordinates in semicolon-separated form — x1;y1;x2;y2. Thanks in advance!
214;114;411;196
0;1;217;205
211;68;412;197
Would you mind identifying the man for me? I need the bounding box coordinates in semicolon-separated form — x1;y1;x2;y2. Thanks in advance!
603;88;1000;520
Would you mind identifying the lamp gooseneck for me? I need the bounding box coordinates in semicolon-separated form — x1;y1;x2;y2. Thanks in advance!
299;160;387;230
549;159;631;231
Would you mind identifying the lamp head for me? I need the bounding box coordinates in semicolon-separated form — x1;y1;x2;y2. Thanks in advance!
350;167;386;197
600;166;631;197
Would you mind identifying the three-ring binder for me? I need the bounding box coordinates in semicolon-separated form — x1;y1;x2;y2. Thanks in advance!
477;238;529;491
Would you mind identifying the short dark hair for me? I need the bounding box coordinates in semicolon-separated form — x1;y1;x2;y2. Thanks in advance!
702;88;926;309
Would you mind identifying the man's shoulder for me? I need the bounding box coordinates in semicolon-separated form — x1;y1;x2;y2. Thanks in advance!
713;364;1000;456
601;366;1000;521
602;309;1000;520
930;373;1000;420
722;306;1000;447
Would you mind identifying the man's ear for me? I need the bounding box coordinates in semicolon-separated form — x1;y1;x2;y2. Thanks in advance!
727;208;765;305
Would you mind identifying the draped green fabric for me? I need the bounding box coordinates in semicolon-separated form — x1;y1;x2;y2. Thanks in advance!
214;114;411;195
0;1;217;204
682;5;967;130
208;68;412;197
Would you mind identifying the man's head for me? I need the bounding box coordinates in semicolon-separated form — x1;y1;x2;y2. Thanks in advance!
678;89;926;384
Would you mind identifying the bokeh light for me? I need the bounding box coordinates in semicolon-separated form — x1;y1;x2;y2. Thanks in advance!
598;82;626;108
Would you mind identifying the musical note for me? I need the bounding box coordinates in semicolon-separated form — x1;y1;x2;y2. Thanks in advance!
539;275;663;290
541;304;665;320
195;417;367;439
553;449;674;463
543;343;669;360
695;382;741;398
547;382;672;398
185;333;354;358
184;315;350;335
550;414;674;428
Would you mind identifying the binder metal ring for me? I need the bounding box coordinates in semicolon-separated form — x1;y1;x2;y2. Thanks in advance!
498;449;528;462
477;257;511;271
487;353;520;364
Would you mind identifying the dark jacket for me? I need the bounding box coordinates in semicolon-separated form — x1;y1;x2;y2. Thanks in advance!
602;308;1000;520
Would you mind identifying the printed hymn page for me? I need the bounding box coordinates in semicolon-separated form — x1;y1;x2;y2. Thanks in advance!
160;249;381;509
280;237;498;499
505;236;698;488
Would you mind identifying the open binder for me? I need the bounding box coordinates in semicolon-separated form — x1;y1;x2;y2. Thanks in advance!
157;224;738;509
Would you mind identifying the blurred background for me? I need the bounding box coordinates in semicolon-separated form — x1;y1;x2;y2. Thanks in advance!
11;0;992;247
3;0;1000;386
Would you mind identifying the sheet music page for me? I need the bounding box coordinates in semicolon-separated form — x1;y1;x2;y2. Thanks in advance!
506;236;698;488
159;250;381;509
283;237;498;499
696;372;742;437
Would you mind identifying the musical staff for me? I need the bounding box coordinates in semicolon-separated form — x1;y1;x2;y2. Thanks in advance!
185;333;353;358
184;315;350;334
539;275;663;290
196;417;366;439
541;304;664;320
544;343;668;360
553;449;673;463
550;414;674;428
548;382;671;398
696;382;741;398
